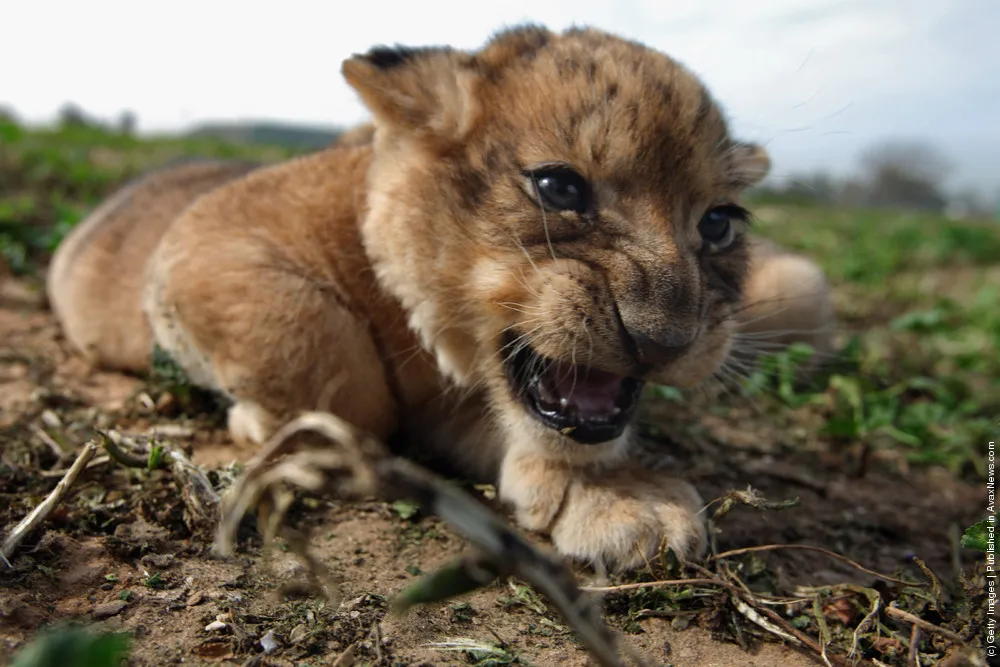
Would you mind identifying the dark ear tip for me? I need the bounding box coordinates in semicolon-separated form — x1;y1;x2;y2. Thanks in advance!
356;44;453;71
362;45;417;70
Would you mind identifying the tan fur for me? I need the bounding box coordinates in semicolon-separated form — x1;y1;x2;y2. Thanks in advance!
47;159;260;370
334;123;376;147
737;237;835;364
47;25;834;571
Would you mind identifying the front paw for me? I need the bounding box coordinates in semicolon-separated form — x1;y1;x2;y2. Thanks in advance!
550;471;707;572
500;456;707;572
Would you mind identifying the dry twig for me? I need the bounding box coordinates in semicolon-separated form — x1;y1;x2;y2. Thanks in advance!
581;578;722;594
37;455;110;477
885;604;967;645
908;624;921;667
32;424;66;460
712;543;920;587
1;441;97;564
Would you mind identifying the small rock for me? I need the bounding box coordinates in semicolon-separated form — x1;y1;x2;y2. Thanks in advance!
40;410;62;429
205;620;228;632
136;392;156;411
93;600;128;620
259;629;278;655
331;644;356;667
288;623;308;644
140;553;175;569
186;591;206;607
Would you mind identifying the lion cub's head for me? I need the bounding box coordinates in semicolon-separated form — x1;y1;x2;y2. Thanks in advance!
343;25;770;448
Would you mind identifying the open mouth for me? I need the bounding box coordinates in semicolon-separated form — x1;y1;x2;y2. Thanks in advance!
503;335;644;445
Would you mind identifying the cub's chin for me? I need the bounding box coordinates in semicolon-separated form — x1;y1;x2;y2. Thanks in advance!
501;334;644;445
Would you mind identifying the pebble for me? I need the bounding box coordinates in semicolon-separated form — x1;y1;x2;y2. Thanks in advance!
92;600;127;619
259;630;278;654
140;553;175;569
40;410;62;429
289;623;308;644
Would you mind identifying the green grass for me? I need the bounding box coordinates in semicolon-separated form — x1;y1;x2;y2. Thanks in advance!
729;201;1000;476
2;118;997;478
11;625;130;667
0;118;296;274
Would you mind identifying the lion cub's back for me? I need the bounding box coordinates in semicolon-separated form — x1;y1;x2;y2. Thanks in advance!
47;159;261;371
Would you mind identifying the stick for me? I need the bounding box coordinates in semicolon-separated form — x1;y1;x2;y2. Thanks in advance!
1;441;97;563
38;456;110;478
908;624;920;667
32;424;66;459
885;605;966;645
712;543;918;587
581;578;723;594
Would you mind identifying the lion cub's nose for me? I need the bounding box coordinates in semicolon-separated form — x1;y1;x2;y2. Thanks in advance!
626;328;696;367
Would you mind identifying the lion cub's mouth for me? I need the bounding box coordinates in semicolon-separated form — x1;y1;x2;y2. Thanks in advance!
503;335;644;445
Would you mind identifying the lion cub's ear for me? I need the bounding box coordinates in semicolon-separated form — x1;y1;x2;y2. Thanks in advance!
342;45;479;142
729;142;772;188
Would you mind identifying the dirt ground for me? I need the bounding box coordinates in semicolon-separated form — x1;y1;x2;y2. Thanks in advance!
0;274;986;667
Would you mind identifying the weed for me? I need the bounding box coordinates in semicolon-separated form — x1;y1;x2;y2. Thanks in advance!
11;625;130;667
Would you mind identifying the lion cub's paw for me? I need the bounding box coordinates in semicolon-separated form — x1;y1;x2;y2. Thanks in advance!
550;472;707;572
501;457;707;572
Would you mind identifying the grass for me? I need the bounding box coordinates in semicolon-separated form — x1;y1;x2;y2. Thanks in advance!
0;118;295;274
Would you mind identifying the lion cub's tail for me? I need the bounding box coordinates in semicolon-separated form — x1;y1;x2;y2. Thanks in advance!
46;159;260;372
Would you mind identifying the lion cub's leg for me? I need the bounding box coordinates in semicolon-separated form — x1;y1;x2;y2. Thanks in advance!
144;245;398;447
735;237;835;364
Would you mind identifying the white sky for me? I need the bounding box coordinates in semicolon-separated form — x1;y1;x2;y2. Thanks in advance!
2;0;998;193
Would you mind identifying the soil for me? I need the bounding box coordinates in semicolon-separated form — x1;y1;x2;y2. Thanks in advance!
0;274;985;667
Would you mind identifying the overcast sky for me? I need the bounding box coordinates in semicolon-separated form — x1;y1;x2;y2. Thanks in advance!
3;0;998;194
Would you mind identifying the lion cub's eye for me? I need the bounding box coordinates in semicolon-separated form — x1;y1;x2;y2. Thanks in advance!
698;204;749;250
525;166;591;214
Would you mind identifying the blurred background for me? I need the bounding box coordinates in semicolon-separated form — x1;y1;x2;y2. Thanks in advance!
2;0;999;218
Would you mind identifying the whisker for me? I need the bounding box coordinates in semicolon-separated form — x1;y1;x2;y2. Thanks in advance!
528;173;559;264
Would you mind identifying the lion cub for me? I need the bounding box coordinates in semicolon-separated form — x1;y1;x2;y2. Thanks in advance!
48;25;833;571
